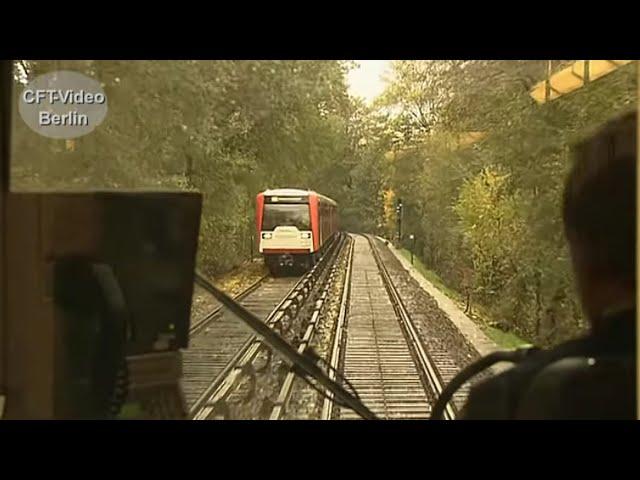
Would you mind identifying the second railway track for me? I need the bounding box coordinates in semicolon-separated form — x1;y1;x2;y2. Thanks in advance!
182;275;300;410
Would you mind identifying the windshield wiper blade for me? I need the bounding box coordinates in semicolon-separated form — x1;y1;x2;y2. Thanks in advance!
194;271;378;420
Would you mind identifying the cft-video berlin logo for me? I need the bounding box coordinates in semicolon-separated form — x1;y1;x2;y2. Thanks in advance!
19;70;108;140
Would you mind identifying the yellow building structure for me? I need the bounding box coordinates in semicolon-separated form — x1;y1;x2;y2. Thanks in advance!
530;60;634;104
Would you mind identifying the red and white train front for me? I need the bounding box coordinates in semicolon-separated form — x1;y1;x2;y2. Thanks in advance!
256;188;338;274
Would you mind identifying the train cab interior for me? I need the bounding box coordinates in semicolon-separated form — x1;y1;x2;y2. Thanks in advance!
2;59;636;421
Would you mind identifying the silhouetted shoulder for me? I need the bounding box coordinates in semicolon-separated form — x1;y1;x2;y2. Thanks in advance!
461;310;636;420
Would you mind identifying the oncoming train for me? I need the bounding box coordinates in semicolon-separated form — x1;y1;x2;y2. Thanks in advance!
256;188;338;275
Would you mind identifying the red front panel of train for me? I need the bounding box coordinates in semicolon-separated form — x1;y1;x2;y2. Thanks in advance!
309;193;320;252
256;192;265;234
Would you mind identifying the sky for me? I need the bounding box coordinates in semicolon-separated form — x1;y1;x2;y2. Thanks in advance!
347;60;393;104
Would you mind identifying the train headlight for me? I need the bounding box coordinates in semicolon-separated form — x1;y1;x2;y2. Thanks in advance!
262;232;272;239
300;232;311;239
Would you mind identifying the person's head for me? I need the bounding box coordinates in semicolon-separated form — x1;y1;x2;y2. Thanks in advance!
563;111;637;325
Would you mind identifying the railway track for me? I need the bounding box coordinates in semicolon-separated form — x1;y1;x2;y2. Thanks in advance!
182;275;299;410
188;234;345;420
322;234;456;420
189;275;269;337
184;232;466;420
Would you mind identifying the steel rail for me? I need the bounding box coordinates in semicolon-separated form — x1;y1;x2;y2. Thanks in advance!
269;236;350;419
320;235;355;420
189;274;269;336
366;234;456;420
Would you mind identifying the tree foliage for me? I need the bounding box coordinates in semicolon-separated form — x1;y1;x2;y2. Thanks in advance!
11;60;390;275
11;60;635;347
381;60;636;346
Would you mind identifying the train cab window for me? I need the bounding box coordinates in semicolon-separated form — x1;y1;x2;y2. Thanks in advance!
5;59;636;421
11;60;200;192
4;60;205;419
262;204;311;231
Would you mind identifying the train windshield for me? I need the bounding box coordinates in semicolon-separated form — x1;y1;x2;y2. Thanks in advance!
262;204;310;231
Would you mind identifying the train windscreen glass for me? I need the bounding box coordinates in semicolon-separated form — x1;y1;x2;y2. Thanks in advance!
262;204;310;231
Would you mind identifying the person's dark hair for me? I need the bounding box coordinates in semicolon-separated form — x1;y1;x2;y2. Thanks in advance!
563;111;637;287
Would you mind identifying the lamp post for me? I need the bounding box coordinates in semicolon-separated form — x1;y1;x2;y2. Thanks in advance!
409;234;415;265
396;199;403;244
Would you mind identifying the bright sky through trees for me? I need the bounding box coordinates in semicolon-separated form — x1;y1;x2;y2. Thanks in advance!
347;60;392;104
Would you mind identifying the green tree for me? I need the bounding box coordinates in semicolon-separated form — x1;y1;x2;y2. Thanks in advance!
379;60;636;346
